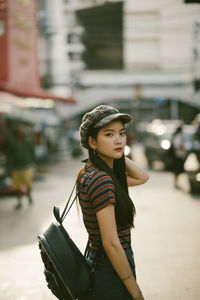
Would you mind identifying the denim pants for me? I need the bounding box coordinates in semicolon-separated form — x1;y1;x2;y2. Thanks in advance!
87;247;136;300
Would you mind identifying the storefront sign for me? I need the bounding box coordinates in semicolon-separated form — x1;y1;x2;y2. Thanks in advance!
0;0;75;102
5;0;41;91
0;0;7;11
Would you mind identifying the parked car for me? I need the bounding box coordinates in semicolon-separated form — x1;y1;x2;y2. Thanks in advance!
143;119;195;170
143;119;180;169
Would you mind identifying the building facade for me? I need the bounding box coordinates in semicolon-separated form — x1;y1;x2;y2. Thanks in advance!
72;0;200;81
72;0;200;121
124;0;200;79
38;0;86;96
37;0;200;123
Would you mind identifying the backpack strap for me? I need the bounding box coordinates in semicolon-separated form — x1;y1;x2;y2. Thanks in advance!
53;170;104;264
53;172;92;224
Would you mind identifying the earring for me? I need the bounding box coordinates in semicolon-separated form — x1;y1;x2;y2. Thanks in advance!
93;149;98;156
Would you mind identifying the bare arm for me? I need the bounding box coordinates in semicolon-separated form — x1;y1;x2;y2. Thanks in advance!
96;204;145;300
125;157;149;187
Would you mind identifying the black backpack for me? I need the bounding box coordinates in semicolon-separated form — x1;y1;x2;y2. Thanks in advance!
38;178;99;300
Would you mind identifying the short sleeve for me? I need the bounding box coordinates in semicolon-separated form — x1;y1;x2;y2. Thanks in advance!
88;172;115;213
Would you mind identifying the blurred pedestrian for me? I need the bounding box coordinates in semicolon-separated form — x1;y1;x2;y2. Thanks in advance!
77;105;149;300
34;131;48;162
170;125;186;188
192;119;200;162
194;119;200;143
5;126;35;209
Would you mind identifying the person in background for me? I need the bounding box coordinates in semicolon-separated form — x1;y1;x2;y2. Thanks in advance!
170;125;186;188
192;119;200;162
6;126;35;209
77;105;149;300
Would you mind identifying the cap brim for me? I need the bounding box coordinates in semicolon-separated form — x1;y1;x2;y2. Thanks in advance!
94;113;132;128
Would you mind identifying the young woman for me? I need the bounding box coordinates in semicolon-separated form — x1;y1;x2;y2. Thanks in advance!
77;105;149;300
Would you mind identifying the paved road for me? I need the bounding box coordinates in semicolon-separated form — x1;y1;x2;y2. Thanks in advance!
0;147;199;300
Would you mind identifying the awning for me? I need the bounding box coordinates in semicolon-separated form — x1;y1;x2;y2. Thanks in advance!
0;92;61;126
59;85;200;119
0;81;75;103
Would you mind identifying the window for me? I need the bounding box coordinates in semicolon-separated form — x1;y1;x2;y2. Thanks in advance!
124;11;160;70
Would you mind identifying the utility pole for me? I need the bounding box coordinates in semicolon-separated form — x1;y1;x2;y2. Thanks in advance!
184;0;200;91
192;22;200;92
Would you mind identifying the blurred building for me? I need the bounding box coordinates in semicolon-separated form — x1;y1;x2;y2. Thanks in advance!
72;0;200;82
0;0;75;146
38;0;86;96
76;1;123;69
0;0;74;100
122;0;200;121
67;0;200;124
38;0;70;94
36;0;200;125
124;0;200;74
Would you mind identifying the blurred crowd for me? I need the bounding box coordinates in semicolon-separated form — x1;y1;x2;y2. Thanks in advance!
0;114;77;206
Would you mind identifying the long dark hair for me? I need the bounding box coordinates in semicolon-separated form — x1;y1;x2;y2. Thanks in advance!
78;124;136;228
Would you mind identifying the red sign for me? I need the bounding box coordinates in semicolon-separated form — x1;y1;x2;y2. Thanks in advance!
7;0;40;91
0;0;75;102
0;0;40;92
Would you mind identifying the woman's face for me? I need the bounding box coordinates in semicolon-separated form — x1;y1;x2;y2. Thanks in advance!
89;120;127;167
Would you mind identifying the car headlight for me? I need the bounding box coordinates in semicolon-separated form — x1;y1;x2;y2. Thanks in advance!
196;173;200;182
160;139;171;150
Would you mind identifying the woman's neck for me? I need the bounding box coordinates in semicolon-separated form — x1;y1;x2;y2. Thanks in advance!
98;154;114;169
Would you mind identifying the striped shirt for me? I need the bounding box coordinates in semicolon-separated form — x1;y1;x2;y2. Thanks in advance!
79;162;131;251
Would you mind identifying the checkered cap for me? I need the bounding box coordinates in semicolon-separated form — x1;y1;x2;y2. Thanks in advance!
79;105;132;149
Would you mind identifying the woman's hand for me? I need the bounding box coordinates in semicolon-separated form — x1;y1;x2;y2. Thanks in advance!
125;157;149;187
